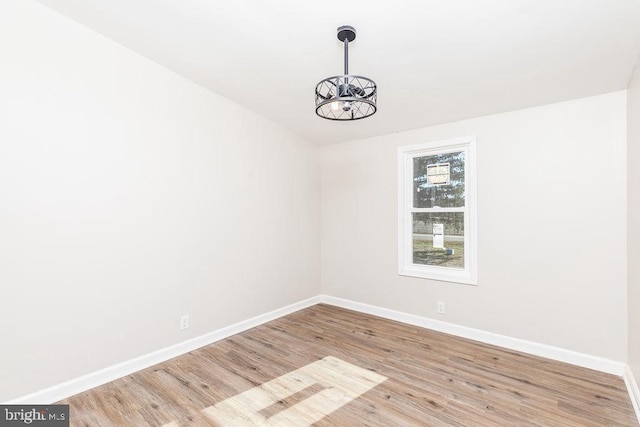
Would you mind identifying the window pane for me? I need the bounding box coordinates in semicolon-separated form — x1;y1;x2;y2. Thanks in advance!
413;151;465;208
412;212;464;268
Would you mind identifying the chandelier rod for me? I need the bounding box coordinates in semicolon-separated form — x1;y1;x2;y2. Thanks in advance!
344;37;349;75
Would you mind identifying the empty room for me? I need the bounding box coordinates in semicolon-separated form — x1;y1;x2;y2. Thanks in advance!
2;0;640;425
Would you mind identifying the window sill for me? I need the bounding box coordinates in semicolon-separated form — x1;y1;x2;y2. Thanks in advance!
399;267;477;286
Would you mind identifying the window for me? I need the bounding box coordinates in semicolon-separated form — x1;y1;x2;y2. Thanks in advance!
398;136;477;284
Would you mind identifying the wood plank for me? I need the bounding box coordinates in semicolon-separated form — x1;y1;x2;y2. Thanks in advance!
59;304;638;426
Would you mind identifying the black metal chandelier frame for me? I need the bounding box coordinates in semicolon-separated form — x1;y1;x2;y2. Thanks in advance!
315;26;377;121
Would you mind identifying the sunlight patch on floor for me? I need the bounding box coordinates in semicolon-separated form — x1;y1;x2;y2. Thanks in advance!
186;356;387;426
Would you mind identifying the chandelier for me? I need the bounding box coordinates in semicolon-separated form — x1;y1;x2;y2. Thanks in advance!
315;26;377;120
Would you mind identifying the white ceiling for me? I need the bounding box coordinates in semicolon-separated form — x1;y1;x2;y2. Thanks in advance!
36;0;640;145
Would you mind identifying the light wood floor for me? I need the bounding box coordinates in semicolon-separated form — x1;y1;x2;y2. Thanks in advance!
59;304;638;426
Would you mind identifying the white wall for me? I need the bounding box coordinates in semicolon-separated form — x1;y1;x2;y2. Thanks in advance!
322;91;628;361
628;56;640;381
0;0;320;402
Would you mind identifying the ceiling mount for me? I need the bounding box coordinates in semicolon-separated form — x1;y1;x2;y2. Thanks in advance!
336;25;356;43
315;25;377;121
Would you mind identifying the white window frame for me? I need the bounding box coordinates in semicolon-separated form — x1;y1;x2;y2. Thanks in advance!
398;136;477;285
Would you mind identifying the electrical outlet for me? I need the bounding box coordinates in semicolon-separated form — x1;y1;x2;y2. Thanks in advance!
437;301;445;314
180;315;190;330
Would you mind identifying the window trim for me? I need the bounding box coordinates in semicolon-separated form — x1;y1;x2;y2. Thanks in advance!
397;136;478;285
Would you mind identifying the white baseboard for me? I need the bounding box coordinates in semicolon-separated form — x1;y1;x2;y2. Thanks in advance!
8;293;633;410
7;295;322;404
320;295;627;376
624;365;640;424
